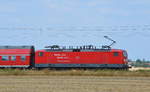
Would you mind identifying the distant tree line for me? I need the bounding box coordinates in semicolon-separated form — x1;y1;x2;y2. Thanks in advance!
129;59;150;67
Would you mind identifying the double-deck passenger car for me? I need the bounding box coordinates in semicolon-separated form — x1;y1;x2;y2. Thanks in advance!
0;46;34;68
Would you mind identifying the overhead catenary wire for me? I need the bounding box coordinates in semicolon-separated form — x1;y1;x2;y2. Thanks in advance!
0;25;150;38
0;25;150;32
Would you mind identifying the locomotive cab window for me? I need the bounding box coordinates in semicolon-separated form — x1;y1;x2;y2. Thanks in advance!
21;56;26;61
2;56;9;61
39;52;43;56
123;51;128;57
113;52;119;56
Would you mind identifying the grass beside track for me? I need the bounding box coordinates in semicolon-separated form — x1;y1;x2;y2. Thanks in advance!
0;69;150;77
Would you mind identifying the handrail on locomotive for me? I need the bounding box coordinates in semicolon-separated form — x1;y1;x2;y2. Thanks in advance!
45;36;116;50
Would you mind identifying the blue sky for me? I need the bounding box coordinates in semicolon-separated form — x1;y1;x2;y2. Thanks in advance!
0;0;150;60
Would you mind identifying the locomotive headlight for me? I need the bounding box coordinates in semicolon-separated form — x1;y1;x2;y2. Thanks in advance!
124;59;128;64
124;59;128;62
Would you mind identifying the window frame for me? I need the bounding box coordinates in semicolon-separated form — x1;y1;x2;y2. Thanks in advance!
21;56;26;61
113;52;119;57
123;51;128;57
38;52;44;56
1;56;9;61
11;56;16;61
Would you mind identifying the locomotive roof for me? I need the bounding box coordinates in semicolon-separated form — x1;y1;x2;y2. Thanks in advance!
0;46;34;49
37;48;124;52
36;49;124;53
44;49;110;52
36;45;125;52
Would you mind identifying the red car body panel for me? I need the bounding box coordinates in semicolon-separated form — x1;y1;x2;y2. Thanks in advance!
35;49;127;68
0;46;34;67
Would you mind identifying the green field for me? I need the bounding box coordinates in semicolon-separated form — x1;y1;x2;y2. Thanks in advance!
0;76;150;92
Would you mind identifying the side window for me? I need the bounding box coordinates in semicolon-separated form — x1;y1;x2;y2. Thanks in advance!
21;56;26;61
39;52;43;56
113;52;119;56
11;56;16;61
2;56;9;61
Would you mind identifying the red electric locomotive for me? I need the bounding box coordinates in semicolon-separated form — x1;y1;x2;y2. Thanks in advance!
35;36;129;69
35;46;128;69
